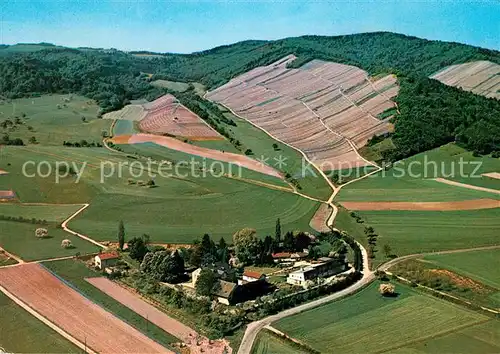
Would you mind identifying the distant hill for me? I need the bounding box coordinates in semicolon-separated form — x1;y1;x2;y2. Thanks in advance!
0;31;499;157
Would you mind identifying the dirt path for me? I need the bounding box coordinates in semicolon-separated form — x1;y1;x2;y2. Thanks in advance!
60;203;107;249
0;246;24;264
482;172;500;180
433;178;500;195
0;264;170;353
341;198;500;211
0;283;96;354
86;277;231;354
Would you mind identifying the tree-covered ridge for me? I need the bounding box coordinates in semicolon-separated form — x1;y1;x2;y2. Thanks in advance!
0;31;499;155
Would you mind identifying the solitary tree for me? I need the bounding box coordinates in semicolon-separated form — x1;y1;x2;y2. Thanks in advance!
61;239;73;249
383;244;392;258
35;228;48;238
128;237;148;261
118;220;125;250
379;283;396;297
275;218;281;244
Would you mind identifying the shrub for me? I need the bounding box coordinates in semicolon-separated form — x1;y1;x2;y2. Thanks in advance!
35;228;48;238
61;239;73;249
379;283;396;296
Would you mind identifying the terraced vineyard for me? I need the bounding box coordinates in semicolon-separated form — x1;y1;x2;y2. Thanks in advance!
207;55;399;170
431;61;500;99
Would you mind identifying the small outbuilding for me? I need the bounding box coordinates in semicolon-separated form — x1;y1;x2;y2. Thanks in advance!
95;252;120;270
241;270;266;283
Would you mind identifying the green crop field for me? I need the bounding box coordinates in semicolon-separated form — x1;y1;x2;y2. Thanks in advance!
274;281;499;354
0;204;81;223
424;249;500;289
0;292;80;353
0;95;110;146
42;259;178;350
357;208;500;257
338;143;500;202
0;221;100;261
251;330;303;354
113;119;138;135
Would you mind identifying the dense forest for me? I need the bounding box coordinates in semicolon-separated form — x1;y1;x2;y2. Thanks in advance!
0;32;499;156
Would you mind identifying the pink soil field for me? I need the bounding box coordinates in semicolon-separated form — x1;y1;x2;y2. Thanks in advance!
482;172;500;180
111;133;282;178
431;61;500;99
309;203;332;232
341;198;500;211
0;264;171;353
105;94;222;140
86;277;232;354
206;55;399;170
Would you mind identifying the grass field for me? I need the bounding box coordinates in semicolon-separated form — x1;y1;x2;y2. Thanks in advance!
424;249;500;289
0;144;319;243
150;79;190;92
338;143;500;202
358;208;500;257
274;281;499;354
251;330;303;354
0;292;80;353
113;119;138;135
42;259;179;349
0;221;100;261
0;95;110;146
0;204;82;223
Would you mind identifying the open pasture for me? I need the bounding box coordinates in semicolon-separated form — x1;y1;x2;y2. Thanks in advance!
431;61;500;99
251;330;303;354
338;143;500;202
150;79;191;92
206;56;399;169
274;281;498;354
0;263;172;353
0;94;110;146
0;292;80;353
0;203;82;223
0;220;99;261
357;208;500;256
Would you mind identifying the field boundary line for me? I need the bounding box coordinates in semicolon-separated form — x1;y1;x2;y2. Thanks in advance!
0;246;24;265
60;203;107;249
433;178;500;195
264;325;319;353
0;283;97;354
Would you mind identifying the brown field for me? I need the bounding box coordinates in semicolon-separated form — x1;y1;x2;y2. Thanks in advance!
86;277;231;354
309;203;332;232
431;61;500;99
206;55;399;170
341;198;500;211
482;172;500;180
111;133;282;178
104;94;222;140
0;264;170;353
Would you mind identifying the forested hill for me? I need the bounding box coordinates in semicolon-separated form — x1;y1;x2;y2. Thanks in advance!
0;32;499;157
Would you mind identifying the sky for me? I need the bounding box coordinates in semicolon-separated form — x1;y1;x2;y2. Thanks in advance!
1;0;499;53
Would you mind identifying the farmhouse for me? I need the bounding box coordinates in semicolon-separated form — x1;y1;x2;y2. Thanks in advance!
272;252;308;264
214;280;237;305
240;270;266;284
94;252;120;270
286;257;348;287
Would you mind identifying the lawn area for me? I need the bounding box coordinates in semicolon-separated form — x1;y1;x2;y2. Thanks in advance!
0;220;100;261
274;281;499;354
42;259;179;349
251;330;303;354
424;249;500;289
0;203;81;223
0;94;110;146
338;143;500;202
357;208;500;257
0;292;80;353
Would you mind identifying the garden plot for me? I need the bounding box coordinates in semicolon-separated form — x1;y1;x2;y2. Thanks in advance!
431;61;500;99
207;56;399;170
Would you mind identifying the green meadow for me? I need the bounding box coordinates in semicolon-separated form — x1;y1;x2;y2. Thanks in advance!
274;281;499;354
251;330;303;354
0;95;110;146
